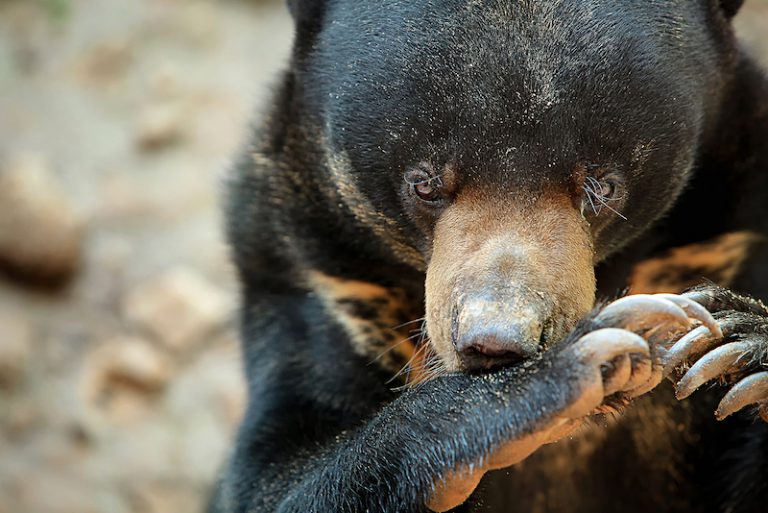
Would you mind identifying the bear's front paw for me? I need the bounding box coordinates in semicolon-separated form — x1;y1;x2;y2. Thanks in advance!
561;293;719;418
667;285;768;422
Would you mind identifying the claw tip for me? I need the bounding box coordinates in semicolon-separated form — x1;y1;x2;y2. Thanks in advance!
675;386;692;401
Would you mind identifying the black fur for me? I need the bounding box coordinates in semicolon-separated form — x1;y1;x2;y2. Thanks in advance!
211;1;768;512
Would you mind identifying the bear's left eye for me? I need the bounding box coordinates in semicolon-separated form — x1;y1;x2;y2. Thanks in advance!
405;166;443;203
581;174;626;220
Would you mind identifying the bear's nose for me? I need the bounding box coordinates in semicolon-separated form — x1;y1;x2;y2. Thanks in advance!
454;295;545;371
455;323;542;370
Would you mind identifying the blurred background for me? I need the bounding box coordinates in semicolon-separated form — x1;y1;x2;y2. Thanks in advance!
0;1;767;512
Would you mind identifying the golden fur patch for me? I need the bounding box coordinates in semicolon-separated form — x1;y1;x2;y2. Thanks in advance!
306;271;422;375
629;231;763;294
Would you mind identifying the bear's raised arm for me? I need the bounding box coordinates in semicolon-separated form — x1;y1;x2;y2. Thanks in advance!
209;293;713;512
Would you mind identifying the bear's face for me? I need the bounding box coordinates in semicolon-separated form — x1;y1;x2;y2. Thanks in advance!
292;0;741;371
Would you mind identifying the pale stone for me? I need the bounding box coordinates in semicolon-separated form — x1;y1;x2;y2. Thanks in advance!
0;155;82;284
82;336;173;413
122;268;233;351
72;38;133;84
136;103;187;151
0;312;32;389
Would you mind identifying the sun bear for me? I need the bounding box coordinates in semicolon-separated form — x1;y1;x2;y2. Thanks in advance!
210;1;768;512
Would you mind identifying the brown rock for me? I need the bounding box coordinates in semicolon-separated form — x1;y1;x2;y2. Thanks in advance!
136;103;187;151
104;338;172;393
82;336;172;412
72;38;133;84
0;155;83;285
0;312;32;389
122;268;232;351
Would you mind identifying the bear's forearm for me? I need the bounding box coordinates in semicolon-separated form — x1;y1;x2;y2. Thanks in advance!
238;364;579;513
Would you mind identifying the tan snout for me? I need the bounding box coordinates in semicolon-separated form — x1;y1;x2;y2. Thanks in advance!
425;193;596;372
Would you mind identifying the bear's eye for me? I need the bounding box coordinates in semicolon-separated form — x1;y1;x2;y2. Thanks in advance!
581;174;626;219
596;178;616;198
405;166;443;203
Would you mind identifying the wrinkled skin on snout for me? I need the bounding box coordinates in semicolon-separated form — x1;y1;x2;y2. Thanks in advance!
425;192;595;372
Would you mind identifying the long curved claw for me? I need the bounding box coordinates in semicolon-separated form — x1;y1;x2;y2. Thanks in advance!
572;328;650;363
676;341;752;400
715;372;768;420
624;353;652;392
656;294;722;338
566;328;649;418
602;354;632;396
662;326;718;377
595;295;690;336
628;364;663;398
681;288;719;312
584;294;716;402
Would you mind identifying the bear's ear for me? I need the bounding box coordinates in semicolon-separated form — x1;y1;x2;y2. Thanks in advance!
719;0;744;18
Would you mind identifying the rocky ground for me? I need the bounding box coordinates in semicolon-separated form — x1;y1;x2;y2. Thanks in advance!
0;1;291;512
1;1;767;512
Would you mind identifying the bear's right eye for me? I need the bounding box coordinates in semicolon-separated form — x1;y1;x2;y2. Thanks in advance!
405;166;443;203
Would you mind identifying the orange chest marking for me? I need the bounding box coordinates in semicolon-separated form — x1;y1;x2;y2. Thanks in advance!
306;271;423;374
628;231;763;295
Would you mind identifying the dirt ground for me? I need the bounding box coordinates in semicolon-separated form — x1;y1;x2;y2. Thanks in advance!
1;2;767;513
0;1;291;512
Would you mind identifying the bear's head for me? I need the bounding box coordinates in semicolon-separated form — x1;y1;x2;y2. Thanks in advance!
287;0;744;371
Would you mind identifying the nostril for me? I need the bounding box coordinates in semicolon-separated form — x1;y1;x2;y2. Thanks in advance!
456;331;539;371
459;342;529;370
464;340;519;358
